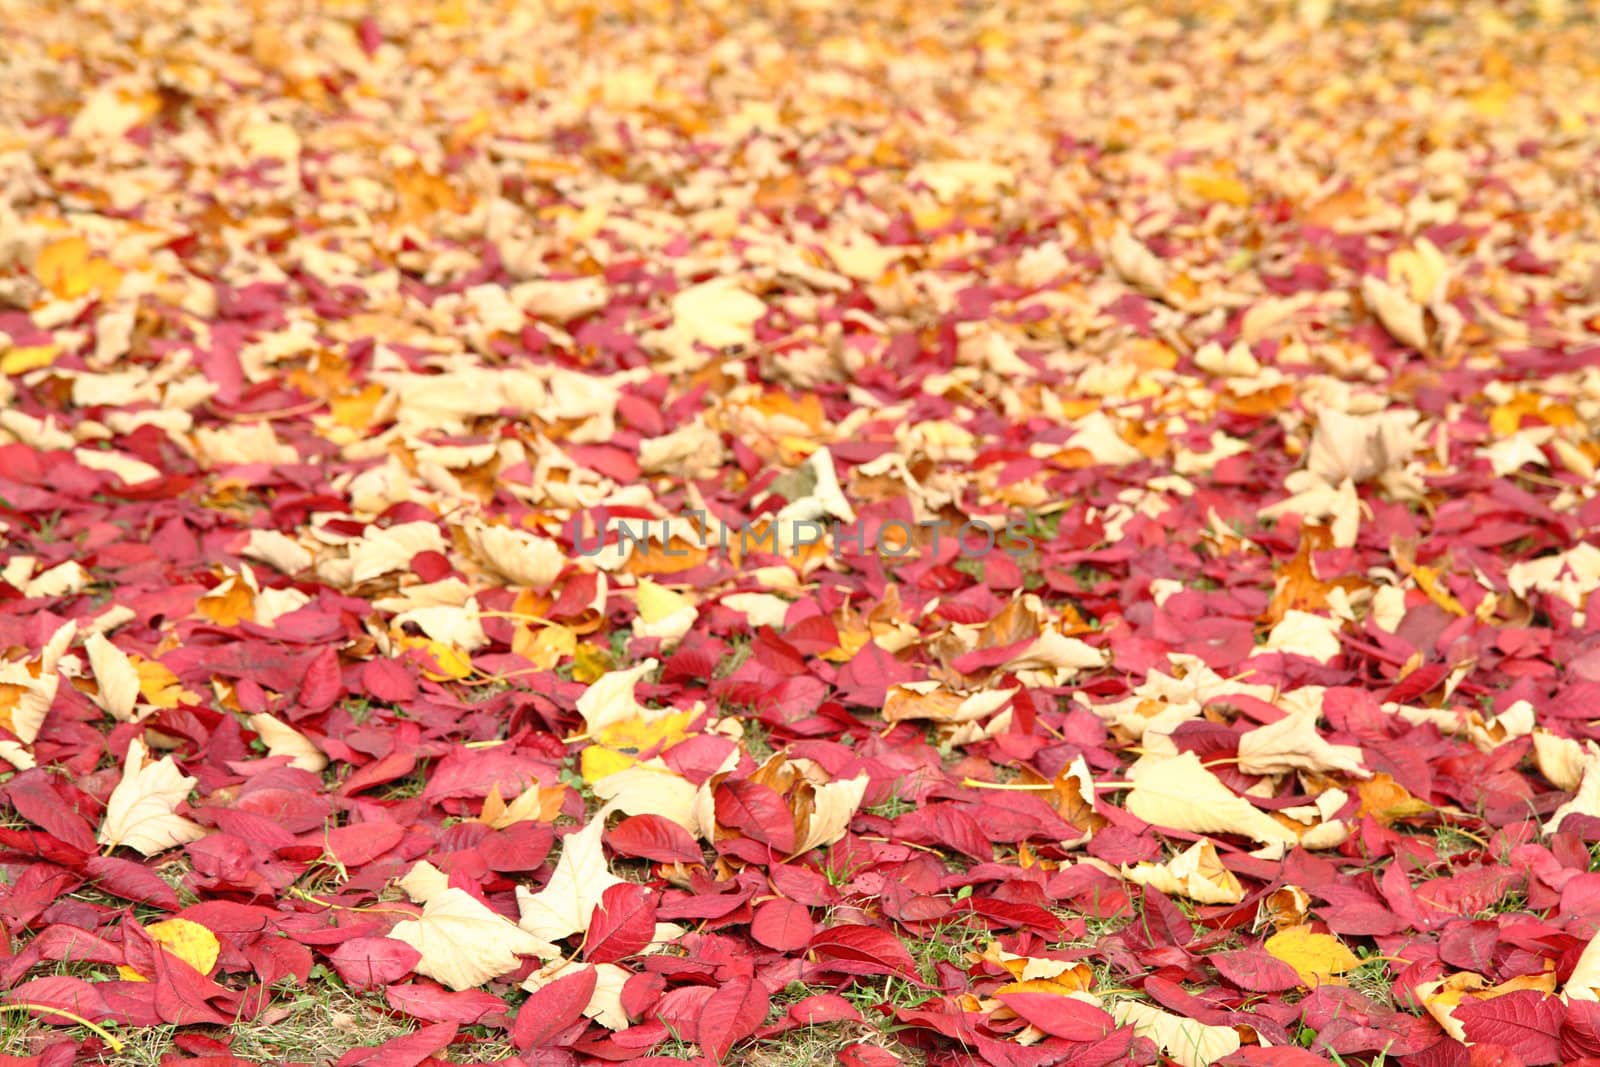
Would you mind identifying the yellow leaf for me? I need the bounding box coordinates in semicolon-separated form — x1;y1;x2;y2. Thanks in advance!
513;623;576;670
0;345;61;376
571;642;612;684
581;745;639;783
1182;169;1251;206
197;579;256;626
593;708;696;756
117;918;220;982
34;236;122;301
1264;925;1359;987
635;580;691;625
331;384;388;430
135;659;187;709
399;638;473;681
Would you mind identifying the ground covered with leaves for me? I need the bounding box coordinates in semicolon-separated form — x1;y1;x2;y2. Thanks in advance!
1;0;1599;1064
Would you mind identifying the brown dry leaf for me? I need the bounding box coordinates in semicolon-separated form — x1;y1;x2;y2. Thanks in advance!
1354;773;1433;824
790;773;868;856
479;781;567;828
883;682;1014;724
97;737;209;856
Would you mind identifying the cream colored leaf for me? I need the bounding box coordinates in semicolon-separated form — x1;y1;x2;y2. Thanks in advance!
794;774;868;855
1107;229;1168;297
247;714;328;772
516;817;624;944
397;860;450;904
24;561;90;599
347;521;447;584
388;887;557;990
575;661;660;734
73;447;161;485
1361;274;1428;352
1533;729;1590;792
391;601;489;652
1566;932;1600;1002
589;762;700;834
1124;751;1299;847
1543;746;1600;835
1306;408;1424;486
241;530;314;575
97;737;208;856
463;520;567;589
1112;1001;1240;1067
1252;610;1344;665
1122;839;1244;905
84;633;141;722
1237;712;1367;777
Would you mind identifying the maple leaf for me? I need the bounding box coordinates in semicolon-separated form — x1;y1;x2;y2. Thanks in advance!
387;883;556;991
516;817;624;945
97;738;208;856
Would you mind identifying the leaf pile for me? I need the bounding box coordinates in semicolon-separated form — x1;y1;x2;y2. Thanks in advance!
1;0;1599;1064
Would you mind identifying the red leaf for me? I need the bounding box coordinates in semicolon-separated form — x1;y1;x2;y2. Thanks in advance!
714;779;796;853
362;658;417;703
995;992;1115;1041
1563;1000;1600;1061
808;925;920;980
84;856;180;910
384;982;508;1025
584;883;657;964
751;899;813;952
335;1022;458;1067
5;771;95;854
298;646;343;711
320;822;406;868
1456;991;1563;1065
512;966;597;1051
698;976;768;1063
605;814;703;863
1210;948;1303;993
7;977;111;1024
325;937;421;989
788;993;861;1026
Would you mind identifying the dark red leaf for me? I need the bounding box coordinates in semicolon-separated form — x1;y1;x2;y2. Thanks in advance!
1456;991;1563;1065
809;925;920;980
513;966;598;1051
584;883;657;964
605;815;703;863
